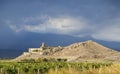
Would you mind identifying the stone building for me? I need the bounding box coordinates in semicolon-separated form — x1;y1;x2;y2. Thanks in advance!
28;42;45;54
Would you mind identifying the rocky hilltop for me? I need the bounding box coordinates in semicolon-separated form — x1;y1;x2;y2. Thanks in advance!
53;40;120;61
14;40;120;62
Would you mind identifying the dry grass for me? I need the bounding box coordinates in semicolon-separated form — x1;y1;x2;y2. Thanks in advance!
47;64;120;74
47;68;80;74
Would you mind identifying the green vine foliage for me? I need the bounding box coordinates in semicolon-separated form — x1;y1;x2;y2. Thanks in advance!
0;60;112;74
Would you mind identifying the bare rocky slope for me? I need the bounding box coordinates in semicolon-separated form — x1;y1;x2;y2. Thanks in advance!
14;40;120;62
52;40;120;61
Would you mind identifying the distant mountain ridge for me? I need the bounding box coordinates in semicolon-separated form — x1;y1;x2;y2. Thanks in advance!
14;40;120;62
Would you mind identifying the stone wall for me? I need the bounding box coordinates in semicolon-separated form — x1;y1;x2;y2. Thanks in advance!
29;48;43;52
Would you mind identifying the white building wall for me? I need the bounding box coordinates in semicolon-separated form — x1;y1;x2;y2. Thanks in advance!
29;48;43;52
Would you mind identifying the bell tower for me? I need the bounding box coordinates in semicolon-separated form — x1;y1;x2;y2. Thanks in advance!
41;42;45;48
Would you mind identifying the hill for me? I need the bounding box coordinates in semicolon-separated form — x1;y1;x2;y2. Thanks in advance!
52;40;120;61
14;40;120;62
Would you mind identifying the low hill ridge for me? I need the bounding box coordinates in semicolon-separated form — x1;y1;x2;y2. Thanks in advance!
53;40;120;61
14;40;120;62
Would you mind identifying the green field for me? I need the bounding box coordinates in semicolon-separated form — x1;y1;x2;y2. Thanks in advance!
0;59;114;74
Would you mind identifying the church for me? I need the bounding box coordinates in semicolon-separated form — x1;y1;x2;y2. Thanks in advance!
28;42;45;54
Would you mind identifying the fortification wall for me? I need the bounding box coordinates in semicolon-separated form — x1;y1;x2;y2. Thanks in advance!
29;48;43;52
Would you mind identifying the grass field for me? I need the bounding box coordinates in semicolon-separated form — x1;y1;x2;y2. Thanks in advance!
47;63;120;74
0;60;117;74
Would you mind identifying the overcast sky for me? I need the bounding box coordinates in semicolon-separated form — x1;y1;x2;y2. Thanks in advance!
0;0;120;49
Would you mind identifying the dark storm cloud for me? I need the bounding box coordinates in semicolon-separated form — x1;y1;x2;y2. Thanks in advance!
0;0;120;42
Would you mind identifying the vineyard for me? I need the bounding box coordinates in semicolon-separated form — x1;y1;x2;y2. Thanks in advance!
0;59;112;74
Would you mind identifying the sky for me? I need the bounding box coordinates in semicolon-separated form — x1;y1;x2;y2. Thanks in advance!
0;0;120;50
